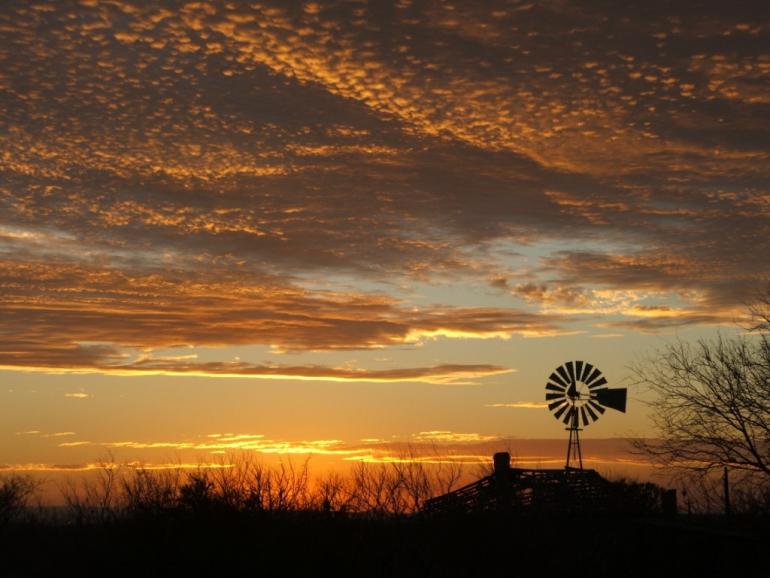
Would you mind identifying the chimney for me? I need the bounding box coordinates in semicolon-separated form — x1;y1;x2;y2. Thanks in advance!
493;452;511;512
494;452;511;476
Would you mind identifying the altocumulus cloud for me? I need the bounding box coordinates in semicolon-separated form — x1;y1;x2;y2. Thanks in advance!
0;0;768;376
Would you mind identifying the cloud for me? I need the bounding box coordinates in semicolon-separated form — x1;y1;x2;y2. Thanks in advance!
412;431;499;443
0;257;553;374
512;283;591;310
79;434;367;456
0;0;767;367
0;462;234;472
63;359;513;385
56;431;500;459
541;251;750;328
484;402;548;409
45;434;657;470
13;431;77;439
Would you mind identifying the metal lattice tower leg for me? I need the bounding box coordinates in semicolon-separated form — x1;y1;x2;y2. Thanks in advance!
565;409;583;469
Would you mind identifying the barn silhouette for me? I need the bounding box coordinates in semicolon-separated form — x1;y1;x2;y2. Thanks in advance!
423;452;676;516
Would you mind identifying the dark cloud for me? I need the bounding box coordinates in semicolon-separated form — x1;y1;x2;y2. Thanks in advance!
512;282;590;308
546;250;766;319
0;258;560;372
603;313;734;333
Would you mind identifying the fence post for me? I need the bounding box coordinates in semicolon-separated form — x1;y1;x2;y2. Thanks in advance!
723;466;730;517
662;488;677;517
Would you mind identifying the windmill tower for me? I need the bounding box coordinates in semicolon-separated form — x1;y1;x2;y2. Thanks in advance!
545;361;627;469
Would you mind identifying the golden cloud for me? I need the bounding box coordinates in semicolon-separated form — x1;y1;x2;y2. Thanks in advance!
0;258;556;376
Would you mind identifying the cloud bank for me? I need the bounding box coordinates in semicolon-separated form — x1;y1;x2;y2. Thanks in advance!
1;0;767;373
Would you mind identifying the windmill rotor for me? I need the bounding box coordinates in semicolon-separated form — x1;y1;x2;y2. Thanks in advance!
544;361;627;468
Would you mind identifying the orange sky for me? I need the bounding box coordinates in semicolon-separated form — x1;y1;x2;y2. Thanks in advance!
0;0;768;497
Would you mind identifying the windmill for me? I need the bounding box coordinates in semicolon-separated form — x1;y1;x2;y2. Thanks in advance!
545;361;627;469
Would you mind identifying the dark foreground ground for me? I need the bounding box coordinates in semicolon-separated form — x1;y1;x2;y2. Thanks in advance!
2;512;767;577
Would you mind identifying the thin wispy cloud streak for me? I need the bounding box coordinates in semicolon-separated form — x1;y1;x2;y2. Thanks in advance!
7;435;656;472
485;402;549;409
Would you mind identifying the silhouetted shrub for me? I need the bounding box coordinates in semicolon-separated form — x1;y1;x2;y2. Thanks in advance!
0;474;38;526
45;451;470;522
607;477;664;515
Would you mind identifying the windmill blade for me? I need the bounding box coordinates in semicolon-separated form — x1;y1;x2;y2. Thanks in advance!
584;367;602;386
549;372;568;388
562;406;575;425
587;400;605;415
584;404;598;422
546;382;565;393
588;376;608;389
548;399;567;411
593;388;627;413
574;361;584;382
556;365;571;385
580;362;594;383
546;392;565;401
580;407;589;426
554;404;569;419
566;361;576;385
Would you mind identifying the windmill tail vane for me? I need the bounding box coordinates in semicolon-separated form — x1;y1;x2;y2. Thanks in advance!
545;360;627;469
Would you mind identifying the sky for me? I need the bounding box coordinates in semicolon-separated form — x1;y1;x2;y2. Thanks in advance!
1;0;769;493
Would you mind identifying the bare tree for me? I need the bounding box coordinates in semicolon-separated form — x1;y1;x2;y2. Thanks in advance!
350;461;393;514
391;448;430;513
60;455;120;524
315;470;354;512
632;290;770;500
748;288;770;332
0;474;39;526
432;455;464;496
121;465;183;515
242;456;312;511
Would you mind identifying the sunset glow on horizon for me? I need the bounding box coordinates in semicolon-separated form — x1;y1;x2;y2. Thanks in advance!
1;0;768;501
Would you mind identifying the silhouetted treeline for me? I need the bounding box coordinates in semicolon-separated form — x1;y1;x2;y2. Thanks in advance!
6;453;770;523
1;457;769;577
42;453;465;523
